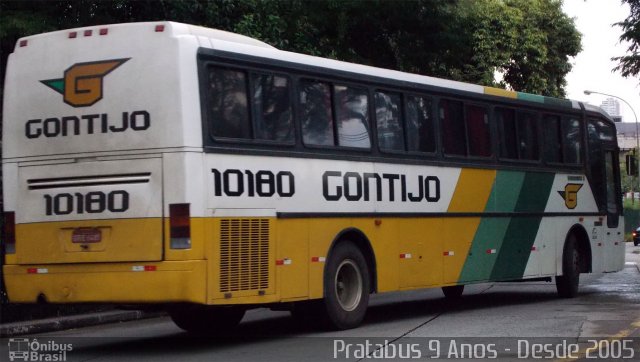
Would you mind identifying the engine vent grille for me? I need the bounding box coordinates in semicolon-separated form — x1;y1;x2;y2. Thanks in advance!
219;219;270;293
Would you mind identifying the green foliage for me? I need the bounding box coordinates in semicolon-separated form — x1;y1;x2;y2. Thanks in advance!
0;0;581;99
614;0;640;78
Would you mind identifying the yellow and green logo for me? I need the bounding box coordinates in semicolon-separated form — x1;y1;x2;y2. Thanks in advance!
41;58;130;107
558;183;583;209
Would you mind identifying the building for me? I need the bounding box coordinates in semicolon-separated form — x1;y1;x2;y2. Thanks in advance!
615;122;639;151
601;97;621;118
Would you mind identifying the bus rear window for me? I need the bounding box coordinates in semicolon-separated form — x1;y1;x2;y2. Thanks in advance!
300;80;371;149
253;74;293;142
543;114;582;165
563;118;582;164
543;115;562;163
299;80;334;146
440;99;466;156
406;95;435;153
466;105;491;157
497;108;538;161
375;91;404;152
208;67;251;139
206;66;294;144
335;85;371;149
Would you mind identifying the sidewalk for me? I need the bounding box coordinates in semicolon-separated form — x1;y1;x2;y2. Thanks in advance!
0;309;164;337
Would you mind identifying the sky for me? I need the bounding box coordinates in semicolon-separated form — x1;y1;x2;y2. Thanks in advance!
562;0;640;123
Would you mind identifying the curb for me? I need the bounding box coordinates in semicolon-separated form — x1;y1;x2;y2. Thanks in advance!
0;310;165;337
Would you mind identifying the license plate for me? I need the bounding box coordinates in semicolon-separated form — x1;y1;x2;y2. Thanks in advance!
71;228;102;243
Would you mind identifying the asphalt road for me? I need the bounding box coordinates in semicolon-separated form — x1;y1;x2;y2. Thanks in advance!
5;243;640;361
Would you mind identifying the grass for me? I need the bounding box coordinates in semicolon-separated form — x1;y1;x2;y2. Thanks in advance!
624;198;640;210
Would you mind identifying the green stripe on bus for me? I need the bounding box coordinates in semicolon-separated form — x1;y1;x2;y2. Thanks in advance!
543;97;573;108
458;171;524;282
517;92;544;103
489;172;555;281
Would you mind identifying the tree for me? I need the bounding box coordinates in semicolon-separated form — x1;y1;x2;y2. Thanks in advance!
0;0;581;100
614;0;640;78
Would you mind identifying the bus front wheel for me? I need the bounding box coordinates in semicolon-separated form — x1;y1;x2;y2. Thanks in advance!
555;233;580;298
169;304;245;334
323;241;370;330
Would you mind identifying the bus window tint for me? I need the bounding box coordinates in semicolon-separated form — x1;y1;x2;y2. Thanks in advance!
587;120;605;207
543;115;562;163
335;85;371;149
440;99;466;156
208;67;251;139
497;108;518;159
375;91;404;151
406;96;435;153
562;118;582;164
517;111;539;160
253;74;293;142
466;105;491;157
300;80;334;146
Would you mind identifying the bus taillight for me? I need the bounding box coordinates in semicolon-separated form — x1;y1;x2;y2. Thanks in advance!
3;211;16;254
169;204;191;249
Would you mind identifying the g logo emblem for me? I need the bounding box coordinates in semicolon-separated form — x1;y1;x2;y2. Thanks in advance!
41;58;129;107
558;183;583;209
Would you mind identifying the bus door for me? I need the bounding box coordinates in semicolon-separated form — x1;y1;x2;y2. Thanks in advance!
603;148;624;271
587;118;622;272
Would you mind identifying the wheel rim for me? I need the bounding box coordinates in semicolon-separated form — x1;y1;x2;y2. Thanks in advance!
334;259;362;312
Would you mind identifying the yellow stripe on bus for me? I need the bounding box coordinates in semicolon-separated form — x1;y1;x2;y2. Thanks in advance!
484;86;518;99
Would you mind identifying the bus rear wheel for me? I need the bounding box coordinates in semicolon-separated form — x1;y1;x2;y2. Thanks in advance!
556;233;580;298
169;304;245;334
322;241;370;330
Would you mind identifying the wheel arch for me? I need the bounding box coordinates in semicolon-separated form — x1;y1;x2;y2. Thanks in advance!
325;227;377;294
565;224;592;273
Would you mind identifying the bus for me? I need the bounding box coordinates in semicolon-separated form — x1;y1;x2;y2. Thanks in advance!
2;22;625;332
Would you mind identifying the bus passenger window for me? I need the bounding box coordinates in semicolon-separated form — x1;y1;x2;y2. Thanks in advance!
516;111;539;160
440;99;466;156
466;105;491;157
543;115;562;163
562;118;582;164
299;80;335;146
496;108;518;159
335;85;371;149
253;74;293;143
406;96;435;153
375;91;404;152
208;67;251;139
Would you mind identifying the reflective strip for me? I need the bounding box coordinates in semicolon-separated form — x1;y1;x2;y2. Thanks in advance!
276;258;292;266
399;253;412;259
443;251;455;256
311;256;325;263
27;268;48;274
486;249;497;254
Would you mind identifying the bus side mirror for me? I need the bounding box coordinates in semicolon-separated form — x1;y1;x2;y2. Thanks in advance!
626;154;637;176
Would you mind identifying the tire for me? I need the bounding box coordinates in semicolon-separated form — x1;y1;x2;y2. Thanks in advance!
442;285;464;299
169;304;245;334
555;233;580;298
321;241;370;330
634;241;639;246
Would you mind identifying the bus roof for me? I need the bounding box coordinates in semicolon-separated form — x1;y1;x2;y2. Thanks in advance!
12;21;612;121
14;21;275;51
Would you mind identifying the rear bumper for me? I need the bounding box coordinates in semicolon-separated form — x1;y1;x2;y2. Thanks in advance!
3;260;206;304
